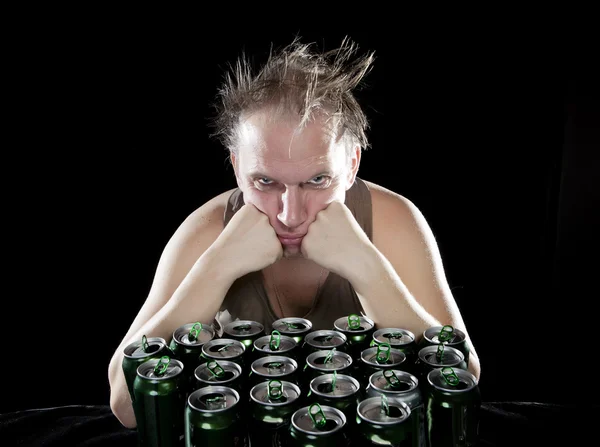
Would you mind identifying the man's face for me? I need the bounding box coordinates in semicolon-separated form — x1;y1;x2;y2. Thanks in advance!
231;110;360;258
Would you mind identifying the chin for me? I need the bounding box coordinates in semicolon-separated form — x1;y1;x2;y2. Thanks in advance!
282;246;304;259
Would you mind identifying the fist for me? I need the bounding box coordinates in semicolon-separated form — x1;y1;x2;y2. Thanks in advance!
301;201;371;277
215;203;283;278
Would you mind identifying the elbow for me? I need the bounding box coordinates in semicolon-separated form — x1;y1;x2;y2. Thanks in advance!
110;391;137;429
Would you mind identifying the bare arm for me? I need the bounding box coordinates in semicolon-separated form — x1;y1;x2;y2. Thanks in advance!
107;191;235;428
355;183;481;380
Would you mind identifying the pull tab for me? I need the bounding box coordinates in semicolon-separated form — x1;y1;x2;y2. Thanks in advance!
309;403;327;428
436;344;445;362
387;331;403;343
269;330;281;351
284;321;300;330
207;360;225;377
380;393;389;416
141;335;149;352
324;347;336;364
188;322;202;342
267;380;283;400
237;324;251;332
205;393;226;410
376;343;391;363
331;370;337;391
217;342;234;352
383;369;401;387
441;366;460;386
153;356;170;376
266;362;283;371
348;314;361;330
438;325;454;343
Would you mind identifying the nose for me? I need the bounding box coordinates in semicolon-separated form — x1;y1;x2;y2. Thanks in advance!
277;187;307;229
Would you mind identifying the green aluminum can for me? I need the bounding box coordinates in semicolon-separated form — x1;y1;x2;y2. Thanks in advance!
169;322;215;394
185;385;248;447
201;338;246;368
371;328;418;372
359;343;407;388
122;335;171;403
365;370;425;447
248;379;303;446
194;360;245;394
252;330;299;362
356;395;412;446
303;349;353;392
420;325;470;366
223;320;265;361
302;330;348;356
284;403;350;447
425;367;481;447
133;356;186;447
272;317;313;345
248;355;301;389
333;314;376;364
414;344;467;394
307;373;361;438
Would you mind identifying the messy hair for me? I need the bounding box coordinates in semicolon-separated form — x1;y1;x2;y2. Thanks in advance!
210;36;376;155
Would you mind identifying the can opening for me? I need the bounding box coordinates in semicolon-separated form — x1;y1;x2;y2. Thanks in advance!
201;393;228;410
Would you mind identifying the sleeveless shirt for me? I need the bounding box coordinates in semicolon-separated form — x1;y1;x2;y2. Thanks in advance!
213;177;373;335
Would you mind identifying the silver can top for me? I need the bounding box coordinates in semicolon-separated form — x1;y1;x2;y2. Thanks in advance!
333;314;375;333
272;317;313;334
418;345;465;367
250;380;302;407
372;328;416;347
369;369;419;395
251;355;298;377
357;396;411;425
202;338;245;360
136;356;184;380
173;322;215;346
423;325;466;345
361;346;407;367
310;373;360;398
427;367;478;392
188;386;240;412
306;349;352;372
194;360;242;385
124;336;166;359
253;333;297;354
223;320;264;338
304;330;347;349
291;404;346;435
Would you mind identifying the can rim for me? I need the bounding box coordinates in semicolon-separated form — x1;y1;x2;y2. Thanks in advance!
306;350;353;372
427;367;478;392
251;355;298;376
201;338;246;358
369;369;419;394
423;326;466;345
357;397;411;425
123;337;167;358
333;315;375;334
188;386;240;413
223;320;265;337
291;405;346;435
253;334;297;353
136;357;184;380
272;317;313;334
304;330;347;347
417;345;464;366
309;373;360;398
172;323;215;346
360;346;406;366
372;328;416;345
194;360;242;384
249;380;302;407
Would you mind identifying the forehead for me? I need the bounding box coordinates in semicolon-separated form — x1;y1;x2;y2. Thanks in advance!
235;110;345;171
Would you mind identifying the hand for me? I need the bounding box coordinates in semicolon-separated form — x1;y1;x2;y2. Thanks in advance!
301;201;372;277
214;203;283;278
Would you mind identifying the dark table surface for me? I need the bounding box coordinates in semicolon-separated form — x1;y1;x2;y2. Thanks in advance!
1;401;596;446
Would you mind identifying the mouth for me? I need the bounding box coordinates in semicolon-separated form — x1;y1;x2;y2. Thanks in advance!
277;235;305;246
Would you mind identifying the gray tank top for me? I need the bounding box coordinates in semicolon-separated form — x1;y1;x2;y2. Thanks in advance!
213;177;373;335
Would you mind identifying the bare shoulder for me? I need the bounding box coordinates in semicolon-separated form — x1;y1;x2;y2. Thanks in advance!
362;180;427;242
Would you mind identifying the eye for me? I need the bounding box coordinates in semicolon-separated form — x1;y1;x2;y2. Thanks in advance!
257;178;274;186
308;175;328;185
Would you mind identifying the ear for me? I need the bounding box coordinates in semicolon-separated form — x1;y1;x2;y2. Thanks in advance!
346;145;361;190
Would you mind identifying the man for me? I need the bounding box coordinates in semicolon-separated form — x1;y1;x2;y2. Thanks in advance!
108;36;481;428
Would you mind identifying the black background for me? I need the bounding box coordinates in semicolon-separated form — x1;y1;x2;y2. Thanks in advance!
3;17;598;415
